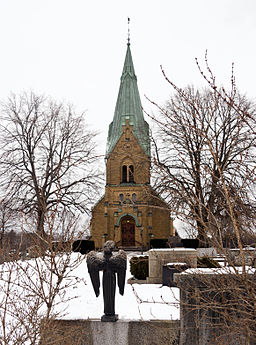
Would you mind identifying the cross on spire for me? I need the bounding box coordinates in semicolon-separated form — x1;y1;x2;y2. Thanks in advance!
127;17;130;45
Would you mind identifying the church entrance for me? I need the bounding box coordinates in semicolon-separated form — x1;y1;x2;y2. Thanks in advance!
121;216;135;247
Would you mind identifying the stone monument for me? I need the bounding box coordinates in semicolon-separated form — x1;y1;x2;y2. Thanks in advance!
87;241;127;322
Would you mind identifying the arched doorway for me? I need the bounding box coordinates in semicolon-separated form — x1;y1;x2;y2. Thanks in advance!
121;216;135;246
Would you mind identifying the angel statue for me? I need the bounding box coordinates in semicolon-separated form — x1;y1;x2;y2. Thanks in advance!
87;240;127;322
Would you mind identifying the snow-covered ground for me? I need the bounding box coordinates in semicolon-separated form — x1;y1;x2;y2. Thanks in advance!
57;252;180;320
0;251;180;327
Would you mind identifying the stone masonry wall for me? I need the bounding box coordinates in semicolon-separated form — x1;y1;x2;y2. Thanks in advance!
40;319;180;345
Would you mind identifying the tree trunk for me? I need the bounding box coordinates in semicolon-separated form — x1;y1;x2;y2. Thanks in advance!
37;206;46;238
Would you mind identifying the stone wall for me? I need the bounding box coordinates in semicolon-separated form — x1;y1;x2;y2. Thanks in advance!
228;248;256;266
196;247;217;257
40;319;180;345
174;270;256;345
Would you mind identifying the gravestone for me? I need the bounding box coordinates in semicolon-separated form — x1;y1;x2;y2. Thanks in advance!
147;248;197;284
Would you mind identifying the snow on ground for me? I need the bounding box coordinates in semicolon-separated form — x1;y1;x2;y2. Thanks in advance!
54;252;180;321
0;251;180;324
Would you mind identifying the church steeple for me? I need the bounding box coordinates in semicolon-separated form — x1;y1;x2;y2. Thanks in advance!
106;43;150;158
90;36;173;250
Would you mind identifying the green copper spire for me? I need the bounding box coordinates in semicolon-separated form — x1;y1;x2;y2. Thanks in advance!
106;43;150;158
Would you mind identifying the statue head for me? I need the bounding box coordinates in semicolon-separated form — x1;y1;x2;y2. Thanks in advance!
103;240;115;258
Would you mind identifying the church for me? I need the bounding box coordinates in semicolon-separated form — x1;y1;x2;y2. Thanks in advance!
90;40;173;249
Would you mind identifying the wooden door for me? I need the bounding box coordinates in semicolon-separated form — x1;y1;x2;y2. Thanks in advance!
121;217;135;246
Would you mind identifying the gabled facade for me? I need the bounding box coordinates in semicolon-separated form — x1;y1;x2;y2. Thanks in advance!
90;42;173;249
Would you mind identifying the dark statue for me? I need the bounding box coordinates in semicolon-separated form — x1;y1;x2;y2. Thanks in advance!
87;241;127;322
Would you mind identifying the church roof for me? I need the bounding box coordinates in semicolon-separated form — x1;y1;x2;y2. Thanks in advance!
106;43;150;158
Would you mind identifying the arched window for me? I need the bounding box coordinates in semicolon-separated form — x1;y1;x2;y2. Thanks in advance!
122;165;127;183
129;165;134;183
132;193;136;203
120;194;124;202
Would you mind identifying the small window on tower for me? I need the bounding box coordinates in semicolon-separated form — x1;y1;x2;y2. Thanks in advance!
125;128;130;140
129;165;134;183
120;194;124;202
122;165;127;183
132;193;136;203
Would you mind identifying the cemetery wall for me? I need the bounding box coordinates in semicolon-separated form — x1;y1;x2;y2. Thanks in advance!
40;319;180;345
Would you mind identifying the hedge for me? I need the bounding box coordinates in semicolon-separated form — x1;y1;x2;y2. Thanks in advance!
130;256;149;280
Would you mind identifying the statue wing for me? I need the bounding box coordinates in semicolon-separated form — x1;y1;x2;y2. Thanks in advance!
86;251;104;297
110;250;127;295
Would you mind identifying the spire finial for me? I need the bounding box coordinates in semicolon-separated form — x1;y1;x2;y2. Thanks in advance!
127;17;130;45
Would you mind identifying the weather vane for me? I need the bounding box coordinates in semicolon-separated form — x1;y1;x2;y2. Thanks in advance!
128;17;130;44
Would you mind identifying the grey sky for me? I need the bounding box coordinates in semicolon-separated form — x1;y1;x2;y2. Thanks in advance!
0;0;255;152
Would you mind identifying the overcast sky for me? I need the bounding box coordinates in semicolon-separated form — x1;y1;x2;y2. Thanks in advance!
0;0;255;153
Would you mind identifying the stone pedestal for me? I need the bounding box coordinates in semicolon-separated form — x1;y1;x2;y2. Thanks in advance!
174;269;256;345
101;314;118;322
40;319;179;345
146;248;197;284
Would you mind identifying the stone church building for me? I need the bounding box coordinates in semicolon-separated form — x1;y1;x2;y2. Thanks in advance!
90;42;173;249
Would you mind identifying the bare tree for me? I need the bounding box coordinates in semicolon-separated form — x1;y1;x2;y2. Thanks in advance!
176;265;256;345
0;92;102;237
0;210;86;345
149;81;256;245
0;197;17;249
144;56;256;344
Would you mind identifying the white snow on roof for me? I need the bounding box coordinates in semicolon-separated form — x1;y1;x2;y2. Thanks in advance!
180;266;256;275
148;248;196;252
